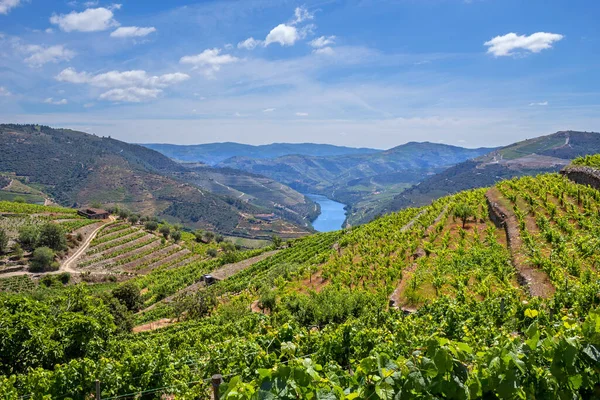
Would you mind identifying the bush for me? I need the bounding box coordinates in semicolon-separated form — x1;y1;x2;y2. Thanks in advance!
0;228;8;254
18;225;39;250
128;214;139;224
144;221;158;231
171;230;182;242
207;248;218;258
11;243;23;260
159;225;170;239
29;247;58;272
58;272;71;284
37;223;66;251
112;282;142;312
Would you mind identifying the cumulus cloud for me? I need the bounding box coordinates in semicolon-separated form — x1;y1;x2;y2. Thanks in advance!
310;35;335;48
265;24;299;47
237;37;261;50
484;32;564;57
110;26;156;38
56;68;188;103
22;44;75;67
0;0;22;15
55;68;189;88
529;101;548;106
99;87;161;102
44;97;68;105
50;7;119;32
0;86;11;96
291;6;314;25
180;48;238;77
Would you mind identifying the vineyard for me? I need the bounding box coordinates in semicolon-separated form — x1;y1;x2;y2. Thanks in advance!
1;167;600;399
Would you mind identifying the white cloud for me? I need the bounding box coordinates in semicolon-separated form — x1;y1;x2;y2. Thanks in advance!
529;101;548;106
237;37;262;50
313;46;334;56
180;48;238;77
291;6;314;25
0;86;11;96
484;32;564;57
99;87;161;102
110;26;156;38
295;112;309;117
262;108;276;112
22;44;75;67
310;35;335;48
44;97;68;105
55;68;189;88
50;7;119;32
265;24;298;47
0;0;22;15
224;43;233;50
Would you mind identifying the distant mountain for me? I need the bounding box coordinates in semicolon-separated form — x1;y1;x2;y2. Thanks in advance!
0;124;313;238
142;142;379;165
218;142;494;225
363;130;600;223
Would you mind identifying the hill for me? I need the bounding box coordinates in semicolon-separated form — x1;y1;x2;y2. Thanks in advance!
364;130;600;224
0;124;312;238
218;142;493;224
2;161;599;398
142;142;379;165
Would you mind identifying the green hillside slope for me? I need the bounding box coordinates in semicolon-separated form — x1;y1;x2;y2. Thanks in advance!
367;130;600;224
0;125;311;238
2;161;599;399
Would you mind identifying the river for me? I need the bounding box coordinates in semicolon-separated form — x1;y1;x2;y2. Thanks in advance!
306;194;347;232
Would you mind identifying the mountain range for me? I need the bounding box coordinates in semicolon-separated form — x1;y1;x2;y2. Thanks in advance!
363;130;600;224
0;124;314;239
142;142;379;165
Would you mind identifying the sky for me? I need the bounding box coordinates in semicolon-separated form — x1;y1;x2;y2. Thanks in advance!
0;0;598;149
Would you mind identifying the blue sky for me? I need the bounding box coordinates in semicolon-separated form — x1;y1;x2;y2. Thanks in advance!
0;0;598;148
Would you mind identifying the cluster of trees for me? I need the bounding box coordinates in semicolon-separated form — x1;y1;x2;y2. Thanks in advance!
14;222;74;272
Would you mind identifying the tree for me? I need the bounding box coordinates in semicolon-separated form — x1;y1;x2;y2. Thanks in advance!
453;203;475;228
37;223;66;251
29;247;58;272
204;231;215;243
144;220;158;231
112;282;142;312
271;234;283;248
194;230;205;242
207;248;218;258
18;225;39;250
0;228;8;254
258;285;277;314
12;243;23;260
118;209;130;220
128;214;139;225
13;196;25;203
215;234;224;243
159;225;170;239
171;230;182;242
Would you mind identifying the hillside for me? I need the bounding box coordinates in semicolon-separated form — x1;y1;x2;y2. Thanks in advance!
0;125;312;238
142;142;379;164
218;142;493;225
365;130;600;224
2;160;599;398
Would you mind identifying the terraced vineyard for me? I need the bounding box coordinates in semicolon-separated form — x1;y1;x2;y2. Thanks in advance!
2;167;600;399
77;222;202;274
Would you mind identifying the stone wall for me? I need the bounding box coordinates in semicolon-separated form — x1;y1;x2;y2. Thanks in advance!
560;166;600;189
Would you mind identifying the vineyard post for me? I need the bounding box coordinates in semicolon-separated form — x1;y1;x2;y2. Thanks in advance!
211;374;223;400
95;380;101;400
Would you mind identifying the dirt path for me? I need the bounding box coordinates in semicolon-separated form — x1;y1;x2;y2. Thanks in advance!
485;188;554;298
61;216;116;274
138;250;280;314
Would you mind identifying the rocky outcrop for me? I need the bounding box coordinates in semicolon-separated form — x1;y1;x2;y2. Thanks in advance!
561;166;600;189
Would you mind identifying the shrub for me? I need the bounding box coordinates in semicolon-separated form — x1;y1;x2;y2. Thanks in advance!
112;282;142;312
18;225;39;250
144;221;158;231
37;223;67;251
0;228;8;254
159;225;170;239
11;243;23;260
29;247;58;272
207;248;218;258
128;214;139;224
171;230;182;242
58;272;71;284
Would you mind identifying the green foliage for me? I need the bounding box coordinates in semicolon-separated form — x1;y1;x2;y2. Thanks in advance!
17;225;38;250
0;228;8;254
144;220;158;231
453;202;475;228
572;154;600;168
111;282;142;312
159;224;170;238
171;230;182;242
29;247;58;272
37;223;67;251
271;234;283;248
